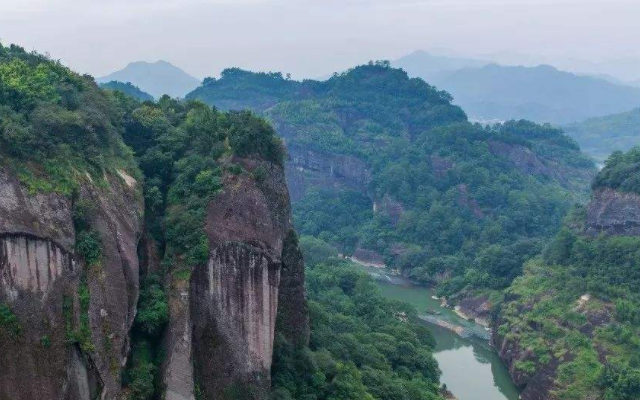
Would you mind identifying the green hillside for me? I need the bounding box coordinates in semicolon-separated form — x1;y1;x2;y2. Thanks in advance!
498;150;640;400
564;108;640;163
101;80;154;102
188;62;596;299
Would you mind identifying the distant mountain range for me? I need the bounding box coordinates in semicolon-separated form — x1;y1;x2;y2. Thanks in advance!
394;51;640;125
97;60;200;99
563;107;640;163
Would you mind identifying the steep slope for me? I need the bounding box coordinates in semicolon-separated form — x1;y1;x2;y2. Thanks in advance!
496;148;640;400
0;43;309;400
100;81;154;102
98;61;200;99
0;43;144;400
428;64;640;124
188;62;596;302
116;97;308;400
563;108;640;163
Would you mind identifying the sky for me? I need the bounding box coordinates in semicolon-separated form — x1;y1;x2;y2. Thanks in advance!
1;0;640;81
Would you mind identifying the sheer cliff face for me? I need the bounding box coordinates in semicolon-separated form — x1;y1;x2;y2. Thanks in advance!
285;146;371;202
0;168;143;400
586;187;640;236
162;158;307;400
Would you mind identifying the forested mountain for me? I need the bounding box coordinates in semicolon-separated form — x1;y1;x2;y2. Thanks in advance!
98;60;200;98
416;63;640;125
188;62;597;302
496;148;640;400
0;43;307;400
100;80;154;102
563;108;640;162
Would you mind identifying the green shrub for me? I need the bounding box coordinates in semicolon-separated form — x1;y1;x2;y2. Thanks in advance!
75;230;103;267
134;274;169;337
0;304;21;337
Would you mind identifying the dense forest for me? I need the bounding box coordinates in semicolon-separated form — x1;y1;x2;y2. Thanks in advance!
188;63;596;302
0;43;142;194
0;43;285;400
272;236;446;400
101;81;154;102
497;150;640;399
5;41;639;400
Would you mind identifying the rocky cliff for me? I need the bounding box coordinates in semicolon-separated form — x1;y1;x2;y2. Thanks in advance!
586;187;640;236
0;45;309;400
285;145;371;202
0;167;144;400
161;158;307;400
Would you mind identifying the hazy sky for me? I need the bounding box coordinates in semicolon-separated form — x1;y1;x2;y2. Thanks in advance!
1;0;640;81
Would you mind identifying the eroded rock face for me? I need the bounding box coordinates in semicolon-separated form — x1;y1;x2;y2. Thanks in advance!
493;315;562;400
285;146;371;201
488;140;595;193
190;158;307;400
0;235;75;301
162;277;196;400
457;295;491;326
586;188;640;236
0;167;143;400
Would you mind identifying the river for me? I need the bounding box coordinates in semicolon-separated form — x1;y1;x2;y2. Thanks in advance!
354;264;520;400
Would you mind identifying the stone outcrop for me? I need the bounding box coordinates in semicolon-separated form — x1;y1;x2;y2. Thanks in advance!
493;309;563;400
0;167;144;400
285;146;371;201
488;140;595;193
189;158;308;400
162;277;196;400
351;247;385;268
586;187;640;236
456;295;491;326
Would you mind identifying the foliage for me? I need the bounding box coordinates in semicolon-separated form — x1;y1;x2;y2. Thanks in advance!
593;146;640;195
123;339;158;400
0;42;139;194
0;304;21;338
118;90;283;398
271;246;443;400
100;81;154;102
499;204;640;399
188;63;595;300
134;274;169;337
75;230;103;268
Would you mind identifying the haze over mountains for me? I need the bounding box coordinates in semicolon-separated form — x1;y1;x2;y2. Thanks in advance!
563;108;640;162
97;60;200;99
394;51;640;125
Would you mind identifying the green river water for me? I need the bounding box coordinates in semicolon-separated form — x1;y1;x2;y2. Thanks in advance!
354;264;520;400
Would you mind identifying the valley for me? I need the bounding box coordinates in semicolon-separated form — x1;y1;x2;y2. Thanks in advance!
2;21;640;399
353;263;520;400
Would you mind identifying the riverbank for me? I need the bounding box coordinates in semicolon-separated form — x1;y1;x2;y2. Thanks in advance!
352;262;521;400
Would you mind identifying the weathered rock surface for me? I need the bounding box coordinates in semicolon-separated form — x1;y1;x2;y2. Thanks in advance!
162;277;196;400
586;187;640;236
488;140;595;192
285;146;371;201
0;167;143;400
351;247;385;267
456;295;491;326
190;158;307;400
493;314;562;400
374;194;405;225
